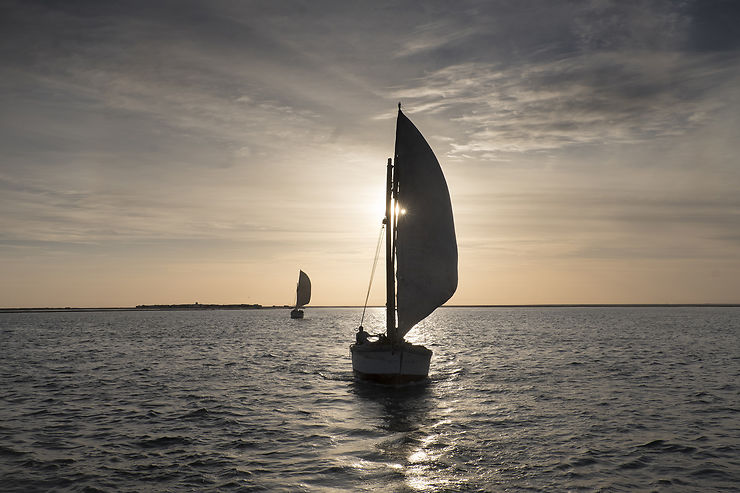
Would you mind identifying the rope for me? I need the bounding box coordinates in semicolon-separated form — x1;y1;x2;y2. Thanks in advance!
359;223;385;328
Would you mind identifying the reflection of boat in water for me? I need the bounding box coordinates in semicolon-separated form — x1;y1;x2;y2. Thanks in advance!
290;270;311;319
351;104;458;384
350;378;433;429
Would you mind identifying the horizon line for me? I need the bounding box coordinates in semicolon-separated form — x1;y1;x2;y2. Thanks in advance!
1;302;739;313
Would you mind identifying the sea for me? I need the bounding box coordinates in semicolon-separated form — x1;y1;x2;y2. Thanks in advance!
0;306;738;492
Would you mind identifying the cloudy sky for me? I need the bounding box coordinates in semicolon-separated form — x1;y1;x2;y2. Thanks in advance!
1;0;739;307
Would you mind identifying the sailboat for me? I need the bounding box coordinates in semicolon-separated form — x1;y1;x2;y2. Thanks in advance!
351;104;458;384
290;270;311;319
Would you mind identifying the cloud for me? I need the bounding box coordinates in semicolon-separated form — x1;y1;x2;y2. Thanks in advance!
395;20;476;57
379;1;740;162
392;49;738;159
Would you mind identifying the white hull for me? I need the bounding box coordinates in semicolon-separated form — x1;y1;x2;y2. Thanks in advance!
350;342;432;384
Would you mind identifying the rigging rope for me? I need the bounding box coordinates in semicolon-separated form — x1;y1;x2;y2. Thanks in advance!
359;223;385;328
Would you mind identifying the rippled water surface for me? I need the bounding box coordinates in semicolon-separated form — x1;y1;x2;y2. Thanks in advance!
1;307;738;491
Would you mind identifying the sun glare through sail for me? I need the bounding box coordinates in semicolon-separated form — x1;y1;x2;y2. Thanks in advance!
393;203;407;216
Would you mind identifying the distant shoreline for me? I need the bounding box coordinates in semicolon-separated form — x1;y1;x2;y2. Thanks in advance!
1;303;738;313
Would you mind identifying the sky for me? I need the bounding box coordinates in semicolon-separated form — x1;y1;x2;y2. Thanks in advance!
1;0;739;308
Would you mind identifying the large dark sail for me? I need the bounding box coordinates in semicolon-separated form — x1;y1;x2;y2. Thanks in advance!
394;109;458;339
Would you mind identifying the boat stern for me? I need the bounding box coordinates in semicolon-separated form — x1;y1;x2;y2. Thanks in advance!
350;342;432;384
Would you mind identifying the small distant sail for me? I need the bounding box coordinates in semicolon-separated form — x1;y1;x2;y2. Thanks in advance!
394;110;458;339
296;270;311;308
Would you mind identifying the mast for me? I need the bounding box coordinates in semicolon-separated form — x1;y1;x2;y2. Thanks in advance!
385;157;396;339
386;103;404;342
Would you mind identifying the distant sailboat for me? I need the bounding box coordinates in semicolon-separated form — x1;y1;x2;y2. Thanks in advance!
290;270;311;319
351;104;458;384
